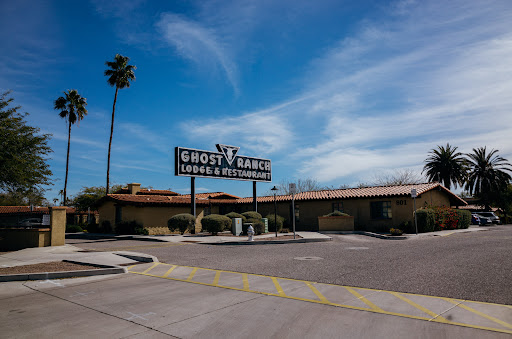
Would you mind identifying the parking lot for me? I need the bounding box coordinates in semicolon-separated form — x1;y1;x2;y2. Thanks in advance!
68;225;512;305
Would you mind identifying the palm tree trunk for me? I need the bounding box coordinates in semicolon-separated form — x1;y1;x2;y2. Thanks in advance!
106;86;119;195
64;119;71;205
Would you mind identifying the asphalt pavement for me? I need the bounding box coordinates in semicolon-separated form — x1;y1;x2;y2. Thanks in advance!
68;225;512;305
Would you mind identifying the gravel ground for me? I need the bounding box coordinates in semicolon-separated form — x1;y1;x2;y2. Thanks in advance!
0;261;100;275
68;225;512;304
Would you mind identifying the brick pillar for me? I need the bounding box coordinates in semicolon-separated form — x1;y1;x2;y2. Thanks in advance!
50;206;67;246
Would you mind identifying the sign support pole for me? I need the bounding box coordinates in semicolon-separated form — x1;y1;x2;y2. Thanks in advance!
253;181;257;212
191;177;196;218
292;192;296;239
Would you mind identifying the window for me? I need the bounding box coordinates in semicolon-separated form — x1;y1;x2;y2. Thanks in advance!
332;202;343;212
370;201;392;219
295;204;300;223
115;205;122;224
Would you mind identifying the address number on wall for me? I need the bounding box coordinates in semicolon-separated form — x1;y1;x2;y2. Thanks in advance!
396;200;407;206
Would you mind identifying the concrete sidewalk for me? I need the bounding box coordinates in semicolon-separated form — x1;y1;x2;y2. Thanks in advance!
323;225;489;239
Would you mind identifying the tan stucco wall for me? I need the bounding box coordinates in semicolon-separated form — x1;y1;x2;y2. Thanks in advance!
98;202;219;234
318;216;354;231
50;206;66;246
0;229;51;250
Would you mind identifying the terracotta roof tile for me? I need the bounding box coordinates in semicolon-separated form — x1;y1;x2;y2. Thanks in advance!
113;188;179;196
180;192;241;199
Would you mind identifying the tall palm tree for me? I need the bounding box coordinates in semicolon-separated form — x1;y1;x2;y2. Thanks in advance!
104;54;136;194
54;90;88;205
422;143;466;190
465;147;512;210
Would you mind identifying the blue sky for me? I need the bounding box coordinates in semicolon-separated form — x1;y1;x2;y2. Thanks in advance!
1;0;511;202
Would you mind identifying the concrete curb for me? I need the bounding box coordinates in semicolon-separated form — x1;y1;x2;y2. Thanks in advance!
321;231;407;239
0;262;126;283
66;233;171;243
113;252;159;263
201;237;332;245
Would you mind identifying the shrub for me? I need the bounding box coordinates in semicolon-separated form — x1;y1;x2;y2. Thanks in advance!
245;218;265;235
100;220;113;233
66;224;83;233
225;212;247;223
455;209;471;229
432;206;459;231
389;228;403;236
281;228;290;233
324;211;350;217
241;211;262;220
399;221;414;234
414;209;435;233
201;214;231;235
265;214;285;233
168;213;196;235
87;221;99;233
116;220;147;235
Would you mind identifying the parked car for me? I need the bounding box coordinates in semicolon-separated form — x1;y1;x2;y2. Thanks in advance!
18;218;42;228
471;214;480;225
474;214;492;226
476;212;500;224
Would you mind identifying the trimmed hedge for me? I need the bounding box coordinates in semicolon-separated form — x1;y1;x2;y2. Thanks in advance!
456;209;471;229
265;214;285;233
324;211;350;217
201;214;231;235
116;220;148;235
245;218;265;235
414;209;435;233
241;211;262;220
66;224;83;233
168;213;196;234
225;212;247;223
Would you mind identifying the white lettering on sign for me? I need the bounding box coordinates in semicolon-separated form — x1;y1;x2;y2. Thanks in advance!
176;146;271;182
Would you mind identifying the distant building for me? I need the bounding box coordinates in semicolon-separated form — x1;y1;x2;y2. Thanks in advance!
97;182;466;234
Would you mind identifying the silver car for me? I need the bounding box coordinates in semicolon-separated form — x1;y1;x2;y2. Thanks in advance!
476;212;500;224
18;218;42;228
474;214;492;226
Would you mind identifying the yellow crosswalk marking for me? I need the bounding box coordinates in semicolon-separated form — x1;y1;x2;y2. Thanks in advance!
271;277;286;297
242;273;249;291
443;298;512;329
187;267;198;281
141;262;159;274
305;282;330;303
213;271;221;286
162;265;177;278
389;291;447;322
345;287;384;312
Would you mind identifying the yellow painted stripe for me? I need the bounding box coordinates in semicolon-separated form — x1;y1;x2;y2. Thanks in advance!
126;265;136;271
128;271;512;335
305;282;329;303
271;277;286;297
141;262;159;274
213;271;221;286
345;287;384;312
389;292;447;322
242;273;249;290
187;267;198;281
162;265;177;278
443;298;512;329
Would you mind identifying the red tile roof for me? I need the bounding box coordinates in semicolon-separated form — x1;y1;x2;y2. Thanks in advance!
113;188;179;196
0;206;81;214
237;183;467;205
180;192;241;200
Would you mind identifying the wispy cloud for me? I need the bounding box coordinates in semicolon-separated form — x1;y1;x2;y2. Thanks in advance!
156;13;239;95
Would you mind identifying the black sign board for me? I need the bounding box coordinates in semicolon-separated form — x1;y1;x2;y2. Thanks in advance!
175;144;271;182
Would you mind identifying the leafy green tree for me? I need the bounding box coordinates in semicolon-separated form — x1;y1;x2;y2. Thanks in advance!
0;91;52;198
422;143;466;190
70;184;123;211
465;147;512;210
54;90;88;206
104;54;136;194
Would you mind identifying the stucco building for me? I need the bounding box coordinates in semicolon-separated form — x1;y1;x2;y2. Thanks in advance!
98;182;466;234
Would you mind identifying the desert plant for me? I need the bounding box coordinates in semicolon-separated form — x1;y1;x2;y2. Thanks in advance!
324;211;350;217
241;211;262;220
66;224;83;233
201;214;231;235
265;214;285;232
389;228;403;236
168;213;196;235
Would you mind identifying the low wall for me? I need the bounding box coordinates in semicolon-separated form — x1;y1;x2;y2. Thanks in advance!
318;216;354;231
0;228;51;251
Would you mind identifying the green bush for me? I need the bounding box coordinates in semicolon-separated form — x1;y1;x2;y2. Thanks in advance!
201;214;231;235
100;220;113;233
456;209;471;229
389;228;403;236
414;209;435;233
281;228;290;233
399;221;414;234
265;214;284;232
245;218;265;235
241;211;262;220
324;211;350;217
116;220;148;235
225;212;247;223
168;213;196;235
87;222;99;233
66;224;83;233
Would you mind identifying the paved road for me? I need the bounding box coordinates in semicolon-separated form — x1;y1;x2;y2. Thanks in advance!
68;225;512;305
